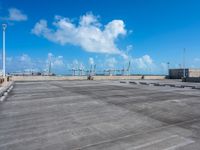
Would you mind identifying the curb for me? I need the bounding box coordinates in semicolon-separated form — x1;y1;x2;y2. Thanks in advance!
121;81;200;90
0;81;14;102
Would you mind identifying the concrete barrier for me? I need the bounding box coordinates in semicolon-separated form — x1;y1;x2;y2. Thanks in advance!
184;77;200;83
194;86;200;90
181;85;196;89
12;75;166;81
0;81;14;102
139;82;149;85
120;81;127;83
175;85;184;88
12;76;87;81
129;81;138;84
143;75;166;80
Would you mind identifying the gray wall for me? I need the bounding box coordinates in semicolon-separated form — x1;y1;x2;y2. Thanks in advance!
169;69;189;79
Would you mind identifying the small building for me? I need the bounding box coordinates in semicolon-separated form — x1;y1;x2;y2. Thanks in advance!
169;68;200;79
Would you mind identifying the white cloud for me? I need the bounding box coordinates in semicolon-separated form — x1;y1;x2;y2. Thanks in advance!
46;53;64;67
105;57;117;68
6;54;36;72
160;62;168;74
79;63;85;70
133;55;154;70
6;57;13;63
2;8;27;21
5;53;66;74
89;57;94;65
126;45;133;52
194;58;200;62
48;52;53;59
72;59;79;66
54;56;64;66
16;54;33;70
79;13;100;27
20;54;31;62
32;12;127;57
191;58;200;68
70;59;85;70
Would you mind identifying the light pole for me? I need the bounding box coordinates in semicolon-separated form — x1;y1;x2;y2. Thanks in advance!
48;59;51;75
2;24;7;77
167;62;170;75
183;48;186;78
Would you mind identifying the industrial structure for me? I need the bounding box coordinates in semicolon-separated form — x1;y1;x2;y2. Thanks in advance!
71;61;131;76
169;68;200;79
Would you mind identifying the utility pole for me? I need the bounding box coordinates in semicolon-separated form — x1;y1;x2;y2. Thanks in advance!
48;56;52;75
93;64;96;75
48;60;51;75
167;62;170;75
127;61;131;76
2;24;7;77
183;48;186;78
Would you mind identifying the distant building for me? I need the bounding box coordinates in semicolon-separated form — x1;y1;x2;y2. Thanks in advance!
169;68;200;79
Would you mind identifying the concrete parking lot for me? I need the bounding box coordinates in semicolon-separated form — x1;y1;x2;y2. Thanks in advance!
1;80;200;150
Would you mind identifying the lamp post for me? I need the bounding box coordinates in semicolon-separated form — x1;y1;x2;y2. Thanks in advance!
183;48;186;78
167;62;170;75
2;24;7;77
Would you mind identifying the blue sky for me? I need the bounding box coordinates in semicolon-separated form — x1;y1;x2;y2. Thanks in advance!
1;0;200;75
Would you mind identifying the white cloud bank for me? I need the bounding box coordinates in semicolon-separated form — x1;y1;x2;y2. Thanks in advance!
32;12;127;57
2;8;28;21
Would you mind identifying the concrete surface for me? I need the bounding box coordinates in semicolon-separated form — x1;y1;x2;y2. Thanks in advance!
0;80;200;150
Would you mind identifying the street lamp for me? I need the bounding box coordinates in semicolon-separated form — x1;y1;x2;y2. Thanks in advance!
167;62;170;75
2;24;7;77
183;48;186;78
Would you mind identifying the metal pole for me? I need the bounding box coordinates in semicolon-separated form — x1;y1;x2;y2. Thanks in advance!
48;60;51;75
2;24;7;77
183;48;186;78
47;55;51;75
167;62;170;75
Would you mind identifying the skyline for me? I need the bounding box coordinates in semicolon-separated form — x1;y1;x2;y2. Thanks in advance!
1;0;200;75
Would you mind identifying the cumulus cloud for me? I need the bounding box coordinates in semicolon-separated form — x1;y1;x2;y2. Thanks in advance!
19;54;31;62
105;57;117;68
46;53;64;68
126;45;133;53
5;53;66;74
32;12;127;57
133;55;154;70
6;54;36;72
54;56;64;66
89;57;94;65
2;8;28;21
69;59;85;70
